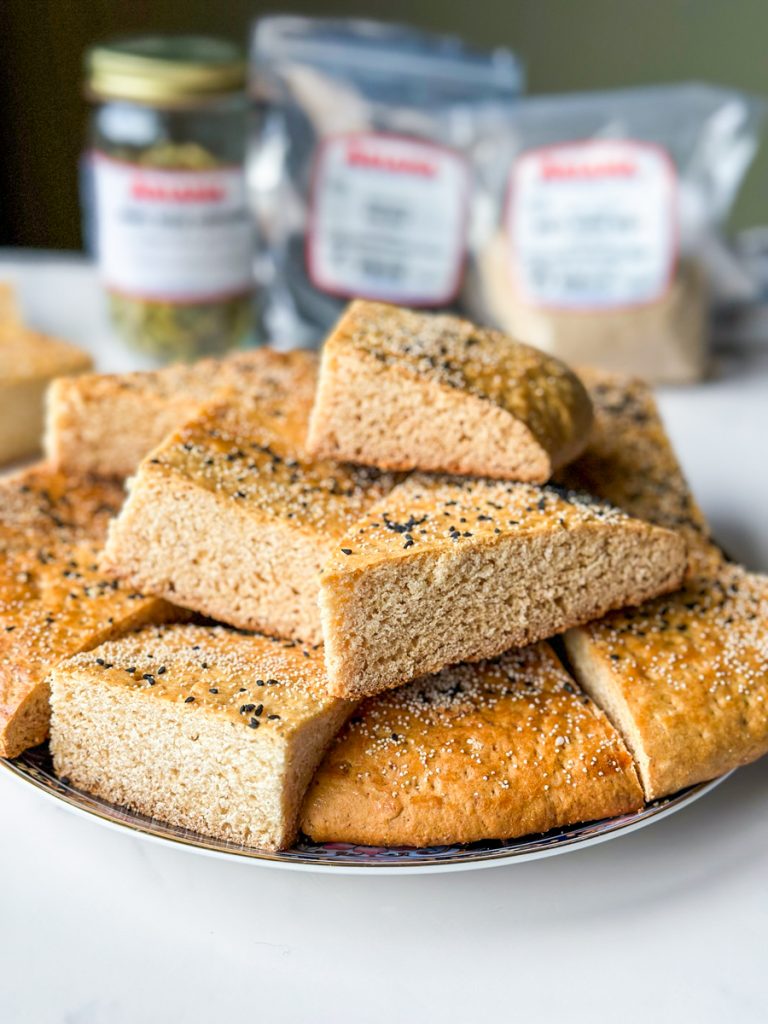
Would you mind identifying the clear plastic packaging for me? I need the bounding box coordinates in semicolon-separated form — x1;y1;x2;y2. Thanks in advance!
463;84;762;382
248;16;523;345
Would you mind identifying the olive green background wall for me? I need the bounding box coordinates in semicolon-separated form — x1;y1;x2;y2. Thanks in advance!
0;0;765;248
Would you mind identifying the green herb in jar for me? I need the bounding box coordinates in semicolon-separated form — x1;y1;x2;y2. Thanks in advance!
85;37;253;361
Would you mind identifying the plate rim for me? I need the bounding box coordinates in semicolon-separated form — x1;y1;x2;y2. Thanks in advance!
1;751;731;875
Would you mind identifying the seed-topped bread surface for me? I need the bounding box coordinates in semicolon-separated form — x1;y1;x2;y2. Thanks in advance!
0;465;177;758
563;367;720;575
50;623;356;850
301;642;643;847
102;390;397;644
45;348;318;479
319;473;688;699
565;562;768;801
307;300;593;482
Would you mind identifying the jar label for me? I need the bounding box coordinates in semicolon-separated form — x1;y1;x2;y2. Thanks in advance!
91;154;252;301
506;140;677;309
307;133;468;305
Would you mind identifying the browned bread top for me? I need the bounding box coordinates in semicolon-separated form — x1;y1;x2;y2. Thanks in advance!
51;348;317;407
0;325;92;380
564;367;720;575
565;563;768;799
0;465;175;756
314;300;593;473
301;642;643;847
0;464;124;556
60;623;349;737
150;393;397;540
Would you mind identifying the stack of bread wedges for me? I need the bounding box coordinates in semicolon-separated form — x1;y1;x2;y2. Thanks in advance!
2;297;766;852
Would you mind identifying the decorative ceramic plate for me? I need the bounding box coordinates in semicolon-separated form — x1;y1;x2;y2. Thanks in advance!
1;744;729;874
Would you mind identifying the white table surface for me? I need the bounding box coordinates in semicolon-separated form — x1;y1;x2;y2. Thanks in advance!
2;254;768;1024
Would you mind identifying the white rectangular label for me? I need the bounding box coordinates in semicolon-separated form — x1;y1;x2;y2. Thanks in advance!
507;140;677;309
308;133;468;305
92;154;253;301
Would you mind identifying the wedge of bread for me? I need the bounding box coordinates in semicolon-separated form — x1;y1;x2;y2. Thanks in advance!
101;391;397;644
563;367;721;576
0;465;179;758
319;474;688;699
301;642;643;846
50;624;355;851
306;300;593;482
565;562;768;800
0;301;92;466
45;348;318;479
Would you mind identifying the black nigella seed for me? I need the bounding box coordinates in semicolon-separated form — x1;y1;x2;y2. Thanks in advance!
209;687;219;694
249;718;260;729
341;548;353;555
184;696;195;703
240;703;256;714
142;673;155;685
157;665;166;675
267;679;279;685
254;704;264;717
256;679;265;686
267;714;280;720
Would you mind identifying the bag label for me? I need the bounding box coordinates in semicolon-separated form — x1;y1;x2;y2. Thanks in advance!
507;140;677;309
308;133;468;305
92;153;252;301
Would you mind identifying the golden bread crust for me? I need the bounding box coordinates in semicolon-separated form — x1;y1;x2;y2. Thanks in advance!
0;465;177;757
564;367;721;575
301;643;643;846
565;563;768;800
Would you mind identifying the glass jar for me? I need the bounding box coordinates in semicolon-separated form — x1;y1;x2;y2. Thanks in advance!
83;36;253;361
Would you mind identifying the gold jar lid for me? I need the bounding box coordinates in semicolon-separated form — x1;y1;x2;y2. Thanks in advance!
85;36;245;105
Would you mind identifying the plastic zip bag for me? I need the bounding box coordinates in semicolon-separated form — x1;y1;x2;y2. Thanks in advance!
248;16;523;345
463;83;762;382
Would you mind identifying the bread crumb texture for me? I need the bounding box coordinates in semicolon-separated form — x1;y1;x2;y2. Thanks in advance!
307;300;593;481
45;347;318;478
102;387;397;643
301;642;643;846
320;473;687;699
50;623;355;850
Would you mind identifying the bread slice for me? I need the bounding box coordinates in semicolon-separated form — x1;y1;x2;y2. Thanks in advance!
0;310;92;466
306;300;593;482
50;623;356;851
45;348;318;479
319;474;688;700
562;367;721;576
565;562;768;801
0;465;179;758
101;391;397;644
301;642;643;847
0;282;20;324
